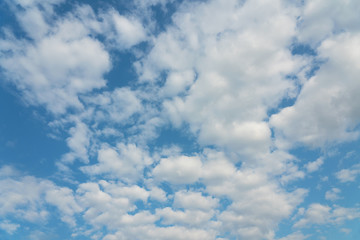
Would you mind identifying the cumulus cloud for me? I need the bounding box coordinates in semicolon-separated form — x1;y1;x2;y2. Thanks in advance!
0;16;110;114
81;143;152;183
61;121;91;164
305;157;324;173
0;1;149;115
153;155;202;184
325;188;341;201
336;163;360;183
298;0;360;44
137;0;306;161
108;11;147;49
173;190;219;211
84;87;143;123
271;33;360;148
0;166;80;227
294;203;360;228
1;0;360;239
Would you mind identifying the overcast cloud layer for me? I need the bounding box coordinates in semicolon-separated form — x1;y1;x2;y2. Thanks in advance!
0;0;359;239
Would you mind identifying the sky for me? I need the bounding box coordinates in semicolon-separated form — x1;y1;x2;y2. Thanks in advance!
0;0;360;239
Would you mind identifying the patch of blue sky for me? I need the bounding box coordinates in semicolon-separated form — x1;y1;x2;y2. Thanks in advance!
0;86;66;178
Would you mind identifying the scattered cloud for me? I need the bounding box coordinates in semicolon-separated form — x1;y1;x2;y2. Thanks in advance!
325;188;341;201
336;163;360;183
0;0;360;239
294;203;360;228
305;157;324;173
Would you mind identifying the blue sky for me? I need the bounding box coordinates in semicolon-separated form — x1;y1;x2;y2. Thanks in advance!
0;0;360;239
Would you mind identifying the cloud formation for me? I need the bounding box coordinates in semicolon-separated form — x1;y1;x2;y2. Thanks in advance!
0;0;360;239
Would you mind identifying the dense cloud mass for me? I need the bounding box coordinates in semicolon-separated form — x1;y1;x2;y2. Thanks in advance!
0;0;359;239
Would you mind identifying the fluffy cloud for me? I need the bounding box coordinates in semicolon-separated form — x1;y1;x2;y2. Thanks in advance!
336;163;360;183
61;121;91;164
0;175;51;222
196;151;308;239
299;0;360;44
153;155;202;184
156;207;216;226
2;0;360;239
0;1;149;115
0;166;80;229
108;11;147;49
76;181;154;232
271;33;360;148
84;87;143;123
173;190;219;211
294;203;360;228
136;0;306;161
305;157;324;173
0;15;110;114
81;143;152;183
325;188;341;201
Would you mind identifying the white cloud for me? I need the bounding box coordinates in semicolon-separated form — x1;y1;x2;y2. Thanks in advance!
0;175;51;222
81;143;152;183
173;190;219;211
341;228;351;234
84;87;143;123
103;225;215;240
325;188;341;201
279;163;305;184
149;186;167;202
305;157;324;173
0;221;20;235
271;32;360;148
217;185;307;239
99;181;150;202
0;166;80;227
110;12;147;49
278;231;309;240
156;207;215;226
2;0;360;239
198;152;308;239
160;70;196;97
153;155;202;184
136;0;306;161
45;187;83;226
61;121;91;164
0;3;148;116
336;163;360;183
299;0;360;44
294;203;360;228
76;181;135;229
0;13;111;114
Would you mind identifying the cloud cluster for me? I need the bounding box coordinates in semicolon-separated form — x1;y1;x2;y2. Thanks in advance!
1;0;360;239
294;203;360;228
139;0;306;161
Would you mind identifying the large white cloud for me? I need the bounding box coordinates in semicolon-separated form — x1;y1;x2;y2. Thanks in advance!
271;33;360;148
137;0;306;161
